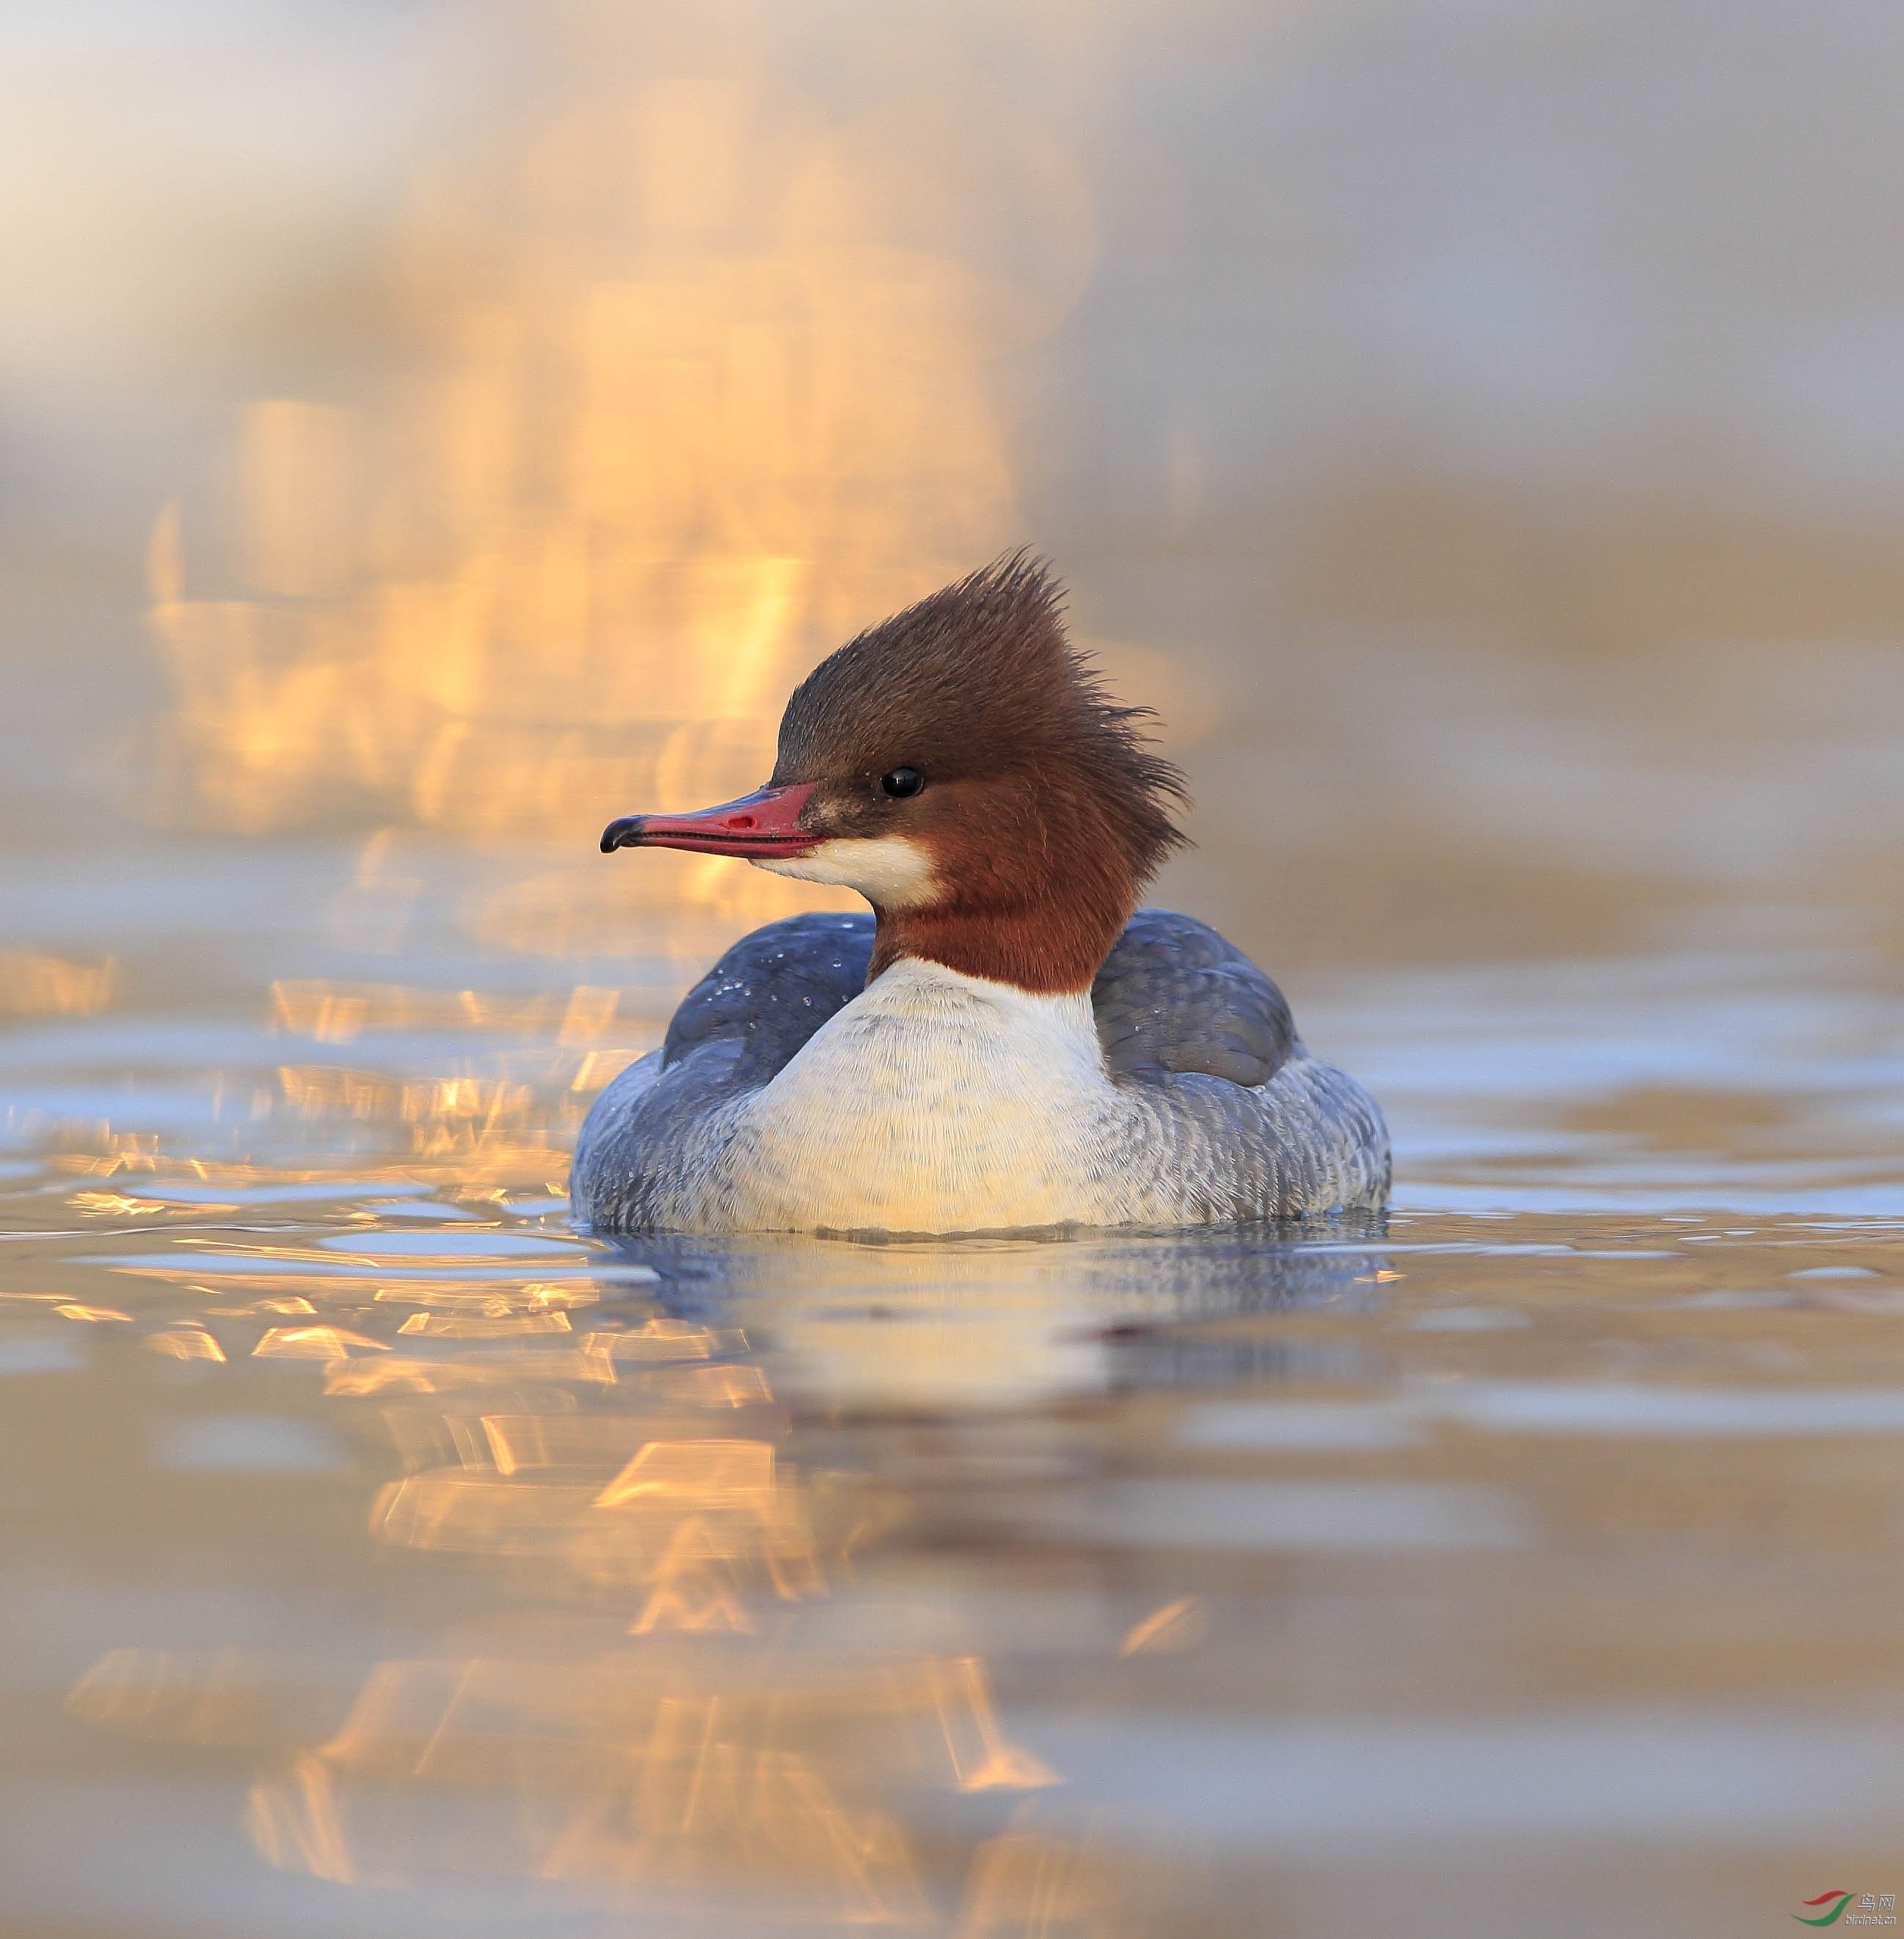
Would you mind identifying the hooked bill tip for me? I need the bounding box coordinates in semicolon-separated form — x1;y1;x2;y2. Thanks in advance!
600;817;643;853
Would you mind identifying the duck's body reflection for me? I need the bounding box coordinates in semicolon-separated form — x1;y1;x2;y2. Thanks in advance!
597;1216;1392;1411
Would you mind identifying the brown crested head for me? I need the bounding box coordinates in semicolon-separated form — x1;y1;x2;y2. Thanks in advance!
764;552;1189;992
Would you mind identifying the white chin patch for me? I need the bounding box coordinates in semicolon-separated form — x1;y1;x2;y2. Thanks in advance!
752;835;938;908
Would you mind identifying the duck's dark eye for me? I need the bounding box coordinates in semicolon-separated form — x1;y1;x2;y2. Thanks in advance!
880;766;924;799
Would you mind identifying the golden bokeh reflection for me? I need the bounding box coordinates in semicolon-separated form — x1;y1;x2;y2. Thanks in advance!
145;41;1057;979
63;1232;1075;1924
0;951;117;1018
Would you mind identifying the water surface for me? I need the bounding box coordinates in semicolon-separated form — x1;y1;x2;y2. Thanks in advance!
2;831;1900;1939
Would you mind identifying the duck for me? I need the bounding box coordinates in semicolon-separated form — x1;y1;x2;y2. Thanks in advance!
572;554;1389;1235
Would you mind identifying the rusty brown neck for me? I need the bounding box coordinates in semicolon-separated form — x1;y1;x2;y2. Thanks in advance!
866;894;1131;995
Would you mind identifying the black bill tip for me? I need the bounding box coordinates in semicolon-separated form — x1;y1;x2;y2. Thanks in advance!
600;817;645;854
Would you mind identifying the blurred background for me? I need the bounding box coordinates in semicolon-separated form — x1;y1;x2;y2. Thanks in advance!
5;6;1904;1937
10;0;1904;994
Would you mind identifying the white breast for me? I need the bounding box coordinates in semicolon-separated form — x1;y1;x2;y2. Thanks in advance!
703;958;1141;1232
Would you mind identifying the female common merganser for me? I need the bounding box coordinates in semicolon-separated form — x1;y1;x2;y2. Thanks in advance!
573;555;1389;1235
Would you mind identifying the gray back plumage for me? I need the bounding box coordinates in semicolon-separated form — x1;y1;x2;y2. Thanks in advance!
1091;908;1296;1087
660;912;875;1086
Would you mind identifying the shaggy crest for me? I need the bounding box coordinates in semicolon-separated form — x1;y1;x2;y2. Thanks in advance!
770;553;1191;991
773;552;1188;883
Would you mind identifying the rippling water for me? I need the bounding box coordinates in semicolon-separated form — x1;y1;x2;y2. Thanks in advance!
1;827;1899;1938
